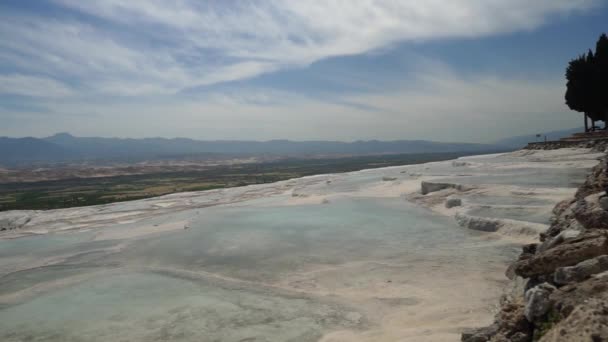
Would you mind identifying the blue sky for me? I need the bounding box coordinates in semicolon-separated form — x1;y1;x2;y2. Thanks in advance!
0;1;606;142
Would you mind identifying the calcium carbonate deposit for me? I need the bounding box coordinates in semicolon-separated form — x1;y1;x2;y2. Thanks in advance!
0;148;602;342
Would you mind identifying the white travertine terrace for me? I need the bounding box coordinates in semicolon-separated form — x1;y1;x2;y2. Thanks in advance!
0;148;602;341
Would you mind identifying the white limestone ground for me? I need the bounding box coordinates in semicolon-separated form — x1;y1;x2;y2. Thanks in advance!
0;147;602;342
2;148;600;241
406;148;602;242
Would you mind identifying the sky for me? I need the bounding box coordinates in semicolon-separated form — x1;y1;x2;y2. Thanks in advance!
0;1;607;143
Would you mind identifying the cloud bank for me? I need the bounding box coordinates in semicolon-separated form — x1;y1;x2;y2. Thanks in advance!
0;0;599;97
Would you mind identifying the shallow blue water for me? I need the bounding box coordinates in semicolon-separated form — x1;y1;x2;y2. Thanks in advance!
0;196;516;341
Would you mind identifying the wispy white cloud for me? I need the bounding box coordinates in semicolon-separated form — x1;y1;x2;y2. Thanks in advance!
0;74;74;98
0;1;595;141
0;0;599;97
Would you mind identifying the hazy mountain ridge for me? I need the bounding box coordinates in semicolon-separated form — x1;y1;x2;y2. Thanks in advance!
0;133;512;166
0;137;78;164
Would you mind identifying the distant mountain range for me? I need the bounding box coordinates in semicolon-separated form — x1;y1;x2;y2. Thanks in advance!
0;129;583;166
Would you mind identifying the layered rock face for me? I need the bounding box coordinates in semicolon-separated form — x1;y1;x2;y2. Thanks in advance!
463;142;608;342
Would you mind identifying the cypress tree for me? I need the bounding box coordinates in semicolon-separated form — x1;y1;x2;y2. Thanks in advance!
565;33;608;130
595;34;608;125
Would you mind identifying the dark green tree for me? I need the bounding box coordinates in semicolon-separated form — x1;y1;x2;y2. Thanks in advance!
595;33;608;59
565;51;595;130
594;34;608;125
565;33;608;131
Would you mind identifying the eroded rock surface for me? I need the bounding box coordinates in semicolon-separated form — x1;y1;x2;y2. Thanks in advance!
554;255;608;285
455;213;502;232
513;231;608;278
574;193;608;229
420;181;463;195
524;283;555;322
445;198;462;208
538;296;608;342
462;143;608;342
0;211;34;231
